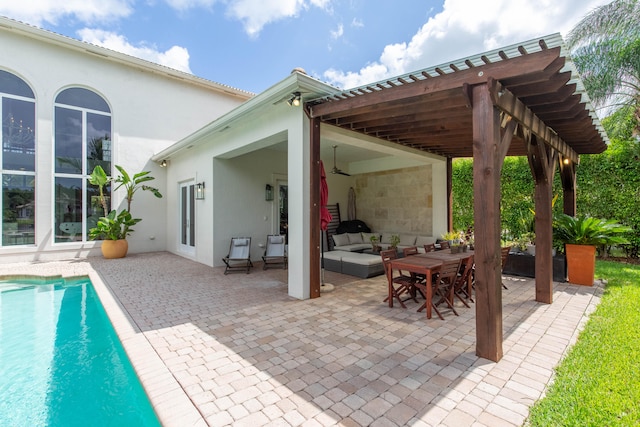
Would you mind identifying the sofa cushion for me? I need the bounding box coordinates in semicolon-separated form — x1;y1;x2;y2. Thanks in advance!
332;233;350;247
347;232;364;244
380;233;396;245
333;243;371;252
361;232;380;244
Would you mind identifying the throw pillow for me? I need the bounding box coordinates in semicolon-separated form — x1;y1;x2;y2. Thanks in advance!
332;233;350;247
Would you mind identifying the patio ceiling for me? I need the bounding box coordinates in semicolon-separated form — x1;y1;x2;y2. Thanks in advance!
307;33;608;162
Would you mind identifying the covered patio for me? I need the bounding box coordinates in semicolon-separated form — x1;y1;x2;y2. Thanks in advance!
306;33;608;361
1;253;603;426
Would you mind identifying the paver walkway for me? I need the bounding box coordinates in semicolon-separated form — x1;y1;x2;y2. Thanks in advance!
1;252;602;426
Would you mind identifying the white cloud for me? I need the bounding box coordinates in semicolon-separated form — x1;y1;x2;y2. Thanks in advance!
0;0;133;26
351;17;363;28
330;23;343;40
77;29;192;73
225;0;331;38
163;0;217;11
323;0;611;89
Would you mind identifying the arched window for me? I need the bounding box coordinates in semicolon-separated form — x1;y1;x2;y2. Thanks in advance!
1;70;35;246
54;87;111;243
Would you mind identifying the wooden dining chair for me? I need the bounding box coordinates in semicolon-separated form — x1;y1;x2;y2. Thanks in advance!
432;258;462;318
402;246;425;286
423;243;436;253
439;240;450;250
501;246;511;290
402;246;419;257
380;249;416;308
454;255;474;306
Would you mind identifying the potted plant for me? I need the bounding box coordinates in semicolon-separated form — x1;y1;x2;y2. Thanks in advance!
442;230;461;252
88;165;162;259
369;234;380;252
554;214;630;285
389;234;400;250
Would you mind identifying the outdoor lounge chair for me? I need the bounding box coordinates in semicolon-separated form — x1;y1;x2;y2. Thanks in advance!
262;235;287;270
222;237;253;274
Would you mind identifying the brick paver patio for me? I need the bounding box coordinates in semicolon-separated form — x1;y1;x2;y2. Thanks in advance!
1;252;602;426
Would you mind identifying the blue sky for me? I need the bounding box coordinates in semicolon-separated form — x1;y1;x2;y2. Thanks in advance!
0;0;611;94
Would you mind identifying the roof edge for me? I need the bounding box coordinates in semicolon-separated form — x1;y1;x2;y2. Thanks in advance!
0;15;254;99
152;71;337;161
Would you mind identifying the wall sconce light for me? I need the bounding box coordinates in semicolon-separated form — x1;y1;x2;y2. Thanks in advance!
563;158;570;165
287;92;301;107
265;184;274;201
160;159;167;168
195;182;205;200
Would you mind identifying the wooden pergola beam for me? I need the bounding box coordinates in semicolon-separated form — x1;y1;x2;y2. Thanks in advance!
309;48;563;119
487;79;579;163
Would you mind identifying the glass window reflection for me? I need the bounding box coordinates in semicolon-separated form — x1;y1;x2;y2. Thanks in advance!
2;174;35;246
54;177;83;242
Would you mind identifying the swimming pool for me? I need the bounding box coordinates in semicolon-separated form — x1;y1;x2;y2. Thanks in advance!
0;277;161;426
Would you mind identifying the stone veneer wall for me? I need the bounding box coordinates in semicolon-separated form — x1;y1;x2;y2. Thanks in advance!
354;165;433;235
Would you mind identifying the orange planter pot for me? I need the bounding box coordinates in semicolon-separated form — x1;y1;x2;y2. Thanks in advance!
101;239;129;259
565;243;596;286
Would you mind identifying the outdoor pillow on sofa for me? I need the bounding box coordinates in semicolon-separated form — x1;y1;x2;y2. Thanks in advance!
347;232;364;244
332;233;350;247
380;233;396;245
361;232;381;244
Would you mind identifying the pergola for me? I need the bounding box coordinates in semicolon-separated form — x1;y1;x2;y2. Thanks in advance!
305;34;608;362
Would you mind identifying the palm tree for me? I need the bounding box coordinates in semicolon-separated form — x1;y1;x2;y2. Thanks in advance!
567;0;640;134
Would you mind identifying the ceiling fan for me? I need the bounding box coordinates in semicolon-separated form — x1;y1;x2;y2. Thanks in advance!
330;145;351;176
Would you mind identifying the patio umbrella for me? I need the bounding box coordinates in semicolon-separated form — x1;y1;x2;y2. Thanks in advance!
347;186;356;220
320;160;332;287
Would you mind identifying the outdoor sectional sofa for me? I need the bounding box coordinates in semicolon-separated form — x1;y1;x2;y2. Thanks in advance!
322;250;385;278
325;232;438;278
331;232;437;253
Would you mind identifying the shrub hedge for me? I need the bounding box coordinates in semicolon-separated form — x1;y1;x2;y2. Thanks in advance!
452;107;640;258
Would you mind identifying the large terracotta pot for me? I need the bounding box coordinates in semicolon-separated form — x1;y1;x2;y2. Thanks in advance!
565;243;596;286
101;239;128;259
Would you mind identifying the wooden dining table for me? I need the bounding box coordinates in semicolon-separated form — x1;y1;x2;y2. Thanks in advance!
387;249;475;319
421;249;475;306
386;256;443;319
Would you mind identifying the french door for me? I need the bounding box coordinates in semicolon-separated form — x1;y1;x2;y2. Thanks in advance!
179;181;195;255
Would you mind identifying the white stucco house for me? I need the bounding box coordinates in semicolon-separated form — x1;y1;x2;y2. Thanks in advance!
0;16;448;299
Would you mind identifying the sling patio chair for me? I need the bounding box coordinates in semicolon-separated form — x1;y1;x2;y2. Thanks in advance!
262;235;288;270
222;237;253;274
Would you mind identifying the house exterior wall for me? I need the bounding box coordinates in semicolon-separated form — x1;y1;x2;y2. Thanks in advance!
162;100;311;298
355;165;435;234
0;25;247;262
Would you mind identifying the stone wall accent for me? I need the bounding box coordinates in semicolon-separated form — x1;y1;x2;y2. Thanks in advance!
354;165;433;235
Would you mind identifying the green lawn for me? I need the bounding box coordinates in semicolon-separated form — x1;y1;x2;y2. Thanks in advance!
526;260;640;426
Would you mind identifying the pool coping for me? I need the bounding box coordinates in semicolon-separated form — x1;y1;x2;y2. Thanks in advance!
87;270;206;426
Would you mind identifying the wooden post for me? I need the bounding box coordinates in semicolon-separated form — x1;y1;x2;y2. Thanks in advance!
559;157;577;216
447;157;453;231
472;83;505;362
310;117;321;298
528;134;555;304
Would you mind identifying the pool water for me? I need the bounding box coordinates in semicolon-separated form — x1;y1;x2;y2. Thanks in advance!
0;277;161;426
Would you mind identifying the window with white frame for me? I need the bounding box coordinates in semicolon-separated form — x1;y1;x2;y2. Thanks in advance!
1;70;35;246
54;87;111;242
